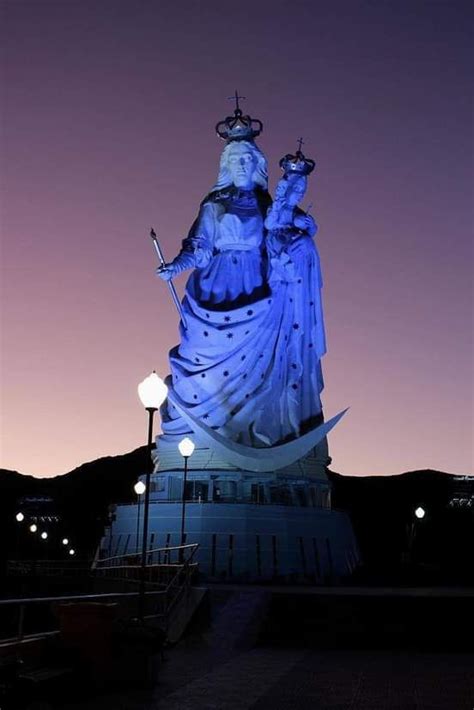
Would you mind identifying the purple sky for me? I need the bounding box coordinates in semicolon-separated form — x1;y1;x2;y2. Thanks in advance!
1;1;472;478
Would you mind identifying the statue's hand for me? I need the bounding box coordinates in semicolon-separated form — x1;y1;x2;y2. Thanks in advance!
294;214;317;236
156;263;177;281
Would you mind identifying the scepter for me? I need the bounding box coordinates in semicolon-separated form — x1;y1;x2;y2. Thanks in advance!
150;228;188;330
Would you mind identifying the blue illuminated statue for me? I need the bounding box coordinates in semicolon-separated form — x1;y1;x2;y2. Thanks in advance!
157;103;333;467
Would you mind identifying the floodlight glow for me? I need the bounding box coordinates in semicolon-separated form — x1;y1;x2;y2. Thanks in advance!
137;371;168;410
134;481;146;495
16;512;25;522
41;531;48;540
69;549;75;556
415;507;425;519
62;538;69;545
29;523;37;533
178;437;195;458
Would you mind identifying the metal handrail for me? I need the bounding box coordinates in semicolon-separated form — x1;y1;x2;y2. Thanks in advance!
0;543;200;644
94;542;198;568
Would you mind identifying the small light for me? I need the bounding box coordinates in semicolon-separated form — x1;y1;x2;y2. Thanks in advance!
178;437;195;458
16;512;25;522
41;531;48;540
29;524;37;533
134;481;146;495
137;371;168;410
69;549;75;556
415;507;425;519
62;538;69;545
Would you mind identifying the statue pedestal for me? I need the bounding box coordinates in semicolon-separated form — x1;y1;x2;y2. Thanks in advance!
100;437;359;582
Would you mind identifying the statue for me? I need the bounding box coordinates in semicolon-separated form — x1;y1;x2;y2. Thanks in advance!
155;103;331;464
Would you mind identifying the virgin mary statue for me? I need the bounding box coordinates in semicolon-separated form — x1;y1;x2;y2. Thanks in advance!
157;105;327;457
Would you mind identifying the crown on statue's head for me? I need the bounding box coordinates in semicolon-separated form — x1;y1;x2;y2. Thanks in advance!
215;91;263;142
279;140;315;176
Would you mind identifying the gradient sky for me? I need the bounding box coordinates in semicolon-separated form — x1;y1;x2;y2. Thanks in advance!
1;0;472;478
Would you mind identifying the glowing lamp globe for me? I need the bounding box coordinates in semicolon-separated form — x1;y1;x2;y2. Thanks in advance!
178;437;195;458
415;507;425;519
29;523;37;533
16;512;25;522
137;371;168;410
62;538;69;545
69;549;75;556
134;481;146;495
41;531;48;540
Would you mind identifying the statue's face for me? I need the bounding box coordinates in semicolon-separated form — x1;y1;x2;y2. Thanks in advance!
227;143;257;188
286;176;307;207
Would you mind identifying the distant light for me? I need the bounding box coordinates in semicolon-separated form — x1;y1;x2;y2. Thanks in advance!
41;531;48;540
69;549;75;556
415;507;425;519
137;371;168;409
62;538;69;545
29;524;37;533
134;481;146;495
178;437;195;458
16;512;25;522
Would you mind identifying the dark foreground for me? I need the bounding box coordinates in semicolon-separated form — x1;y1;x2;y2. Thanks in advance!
62;647;474;710
56;586;474;710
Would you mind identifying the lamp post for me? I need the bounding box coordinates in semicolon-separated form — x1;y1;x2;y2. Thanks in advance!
15;512;25;559
137;371;168;621
133;480;146;553
407;506;426;564
178;437;195;561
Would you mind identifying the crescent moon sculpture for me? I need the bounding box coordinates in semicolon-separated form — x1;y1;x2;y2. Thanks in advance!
167;391;348;473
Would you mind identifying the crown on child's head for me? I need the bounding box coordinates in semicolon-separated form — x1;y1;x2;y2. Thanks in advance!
215;91;263;142
279;138;315;176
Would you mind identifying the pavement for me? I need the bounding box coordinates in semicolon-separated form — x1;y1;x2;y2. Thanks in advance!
60;586;474;709
63;645;474;710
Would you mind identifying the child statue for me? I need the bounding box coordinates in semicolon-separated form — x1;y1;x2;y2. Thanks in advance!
265;148;318;283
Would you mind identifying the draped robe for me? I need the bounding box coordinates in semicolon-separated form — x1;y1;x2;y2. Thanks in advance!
160;186;326;447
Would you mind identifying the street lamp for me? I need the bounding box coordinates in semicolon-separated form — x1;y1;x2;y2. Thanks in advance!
40;532;48;540
16;512;25;522
62;538;69;546
137;371;168;620
29;524;37;533
407;506;427;564
178;437;195;557
133;480;146;553
69;549;75;556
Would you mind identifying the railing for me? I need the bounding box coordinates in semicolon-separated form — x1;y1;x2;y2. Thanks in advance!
119;496;332;509
0;544;199;645
7;559;93;577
